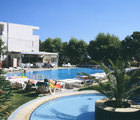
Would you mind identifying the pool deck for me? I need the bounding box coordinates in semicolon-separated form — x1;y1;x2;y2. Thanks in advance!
8;89;99;120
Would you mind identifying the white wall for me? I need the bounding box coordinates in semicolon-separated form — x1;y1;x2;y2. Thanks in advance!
0;22;8;47
0;22;39;52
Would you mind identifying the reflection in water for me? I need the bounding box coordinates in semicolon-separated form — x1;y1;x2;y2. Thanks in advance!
33;108;95;120
30;94;104;120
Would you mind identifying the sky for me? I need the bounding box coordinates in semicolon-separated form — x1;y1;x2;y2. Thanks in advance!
0;0;140;43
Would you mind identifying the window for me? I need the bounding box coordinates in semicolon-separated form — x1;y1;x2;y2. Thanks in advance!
0;28;2;35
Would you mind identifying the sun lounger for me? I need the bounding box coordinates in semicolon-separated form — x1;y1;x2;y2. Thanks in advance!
36;81;54;94
67;63;71;67
14;67;23;71
8;67;15;72
8;77;29;89
62;63;72;67
90;72;106;79
58;79;84;88
3;68;10;72
58;79;75;88
62;64;67;67
56;81;65;90
36;81;65;95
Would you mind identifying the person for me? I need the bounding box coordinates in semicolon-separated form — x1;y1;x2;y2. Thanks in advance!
49;79;57;86
44;79;61;88
24;70;26;73
44;78;56;85
44;79;50;87
76;75;89;80
22;70;27;78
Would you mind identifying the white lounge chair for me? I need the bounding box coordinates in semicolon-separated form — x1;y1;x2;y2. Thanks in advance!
62;63;72;67
56;81;65;91
8;67;15;72
14;67;23;71
90;72;106;79
46;86;56;95
58;79;84;88
67;63;71;67
3;68;10;72
62;64;67;67
36;83;56;95
8;77;29;89
36;81;62;95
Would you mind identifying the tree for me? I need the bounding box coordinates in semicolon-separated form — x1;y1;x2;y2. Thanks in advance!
53;38;63;65
53;38;62;52
39;40;43;51
76;40;88;64
121;31;140;66
88;33;121;64
67;38;78;63
0;38;7;59
60;42;68;64
0;38;12;119
0;71;12;119
41;38;54;52
41;37;62;53
67;38;88;64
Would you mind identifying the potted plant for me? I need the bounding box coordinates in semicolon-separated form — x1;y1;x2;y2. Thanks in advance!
94;60;140;120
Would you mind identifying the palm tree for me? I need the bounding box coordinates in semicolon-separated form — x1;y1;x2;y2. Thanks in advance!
94;60;140;108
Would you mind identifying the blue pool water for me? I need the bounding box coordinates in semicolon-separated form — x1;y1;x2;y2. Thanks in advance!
7;68;104;80
30;93;104;120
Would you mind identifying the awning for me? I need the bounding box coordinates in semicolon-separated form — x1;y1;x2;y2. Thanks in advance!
21;51;58;56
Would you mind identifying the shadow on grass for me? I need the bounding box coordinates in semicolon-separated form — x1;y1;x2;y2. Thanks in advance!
25;92;38;97
13;89;27;94
12;89;38;98
79;82;109;91
79;85;100;91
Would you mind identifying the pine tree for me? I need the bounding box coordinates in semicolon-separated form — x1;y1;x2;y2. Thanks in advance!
0;38;12;119
0;70;12;119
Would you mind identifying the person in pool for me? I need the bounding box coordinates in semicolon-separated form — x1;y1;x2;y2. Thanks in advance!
22;70;27;78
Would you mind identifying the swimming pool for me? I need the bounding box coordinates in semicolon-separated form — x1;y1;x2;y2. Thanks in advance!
30;93;104;120
7;68;104;80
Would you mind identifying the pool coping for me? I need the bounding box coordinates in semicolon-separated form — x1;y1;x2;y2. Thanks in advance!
8;90;99;120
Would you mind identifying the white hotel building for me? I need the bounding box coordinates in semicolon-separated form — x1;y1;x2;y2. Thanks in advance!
0;22;58;67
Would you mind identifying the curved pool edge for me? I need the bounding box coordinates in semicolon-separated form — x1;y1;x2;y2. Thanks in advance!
8;90;99;120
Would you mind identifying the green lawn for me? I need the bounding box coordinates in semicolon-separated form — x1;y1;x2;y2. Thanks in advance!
79;81;110;91
6;89;38;119
79;84;100;91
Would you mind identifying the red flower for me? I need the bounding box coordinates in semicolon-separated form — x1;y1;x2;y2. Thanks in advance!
0;89;4;95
